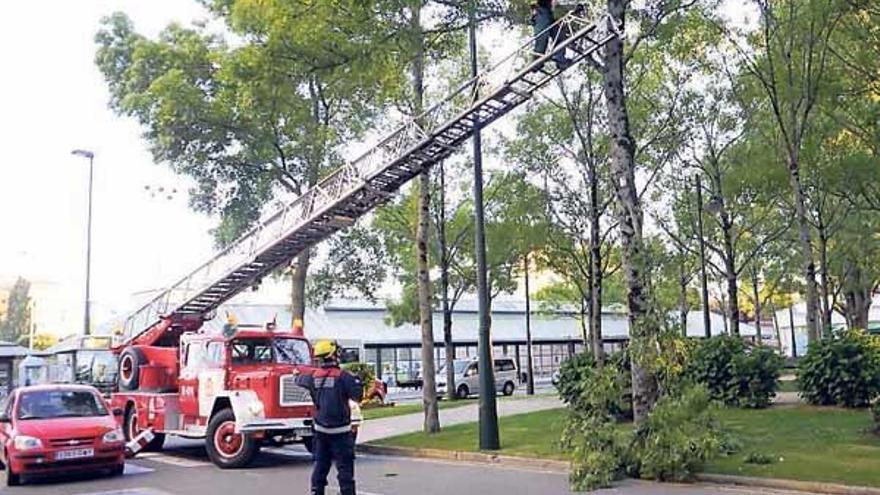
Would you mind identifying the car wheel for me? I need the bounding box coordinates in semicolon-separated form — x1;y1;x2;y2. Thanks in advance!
302;436;314;455
502;381;515;396
456;384;470;399
205;408;259;469
118;347;145;391
5;457;21;487
110;463;125;477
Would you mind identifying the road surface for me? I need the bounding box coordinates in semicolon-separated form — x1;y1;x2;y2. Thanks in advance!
1;443;817;495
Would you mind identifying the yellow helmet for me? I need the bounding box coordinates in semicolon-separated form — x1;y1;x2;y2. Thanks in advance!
313;340;338;359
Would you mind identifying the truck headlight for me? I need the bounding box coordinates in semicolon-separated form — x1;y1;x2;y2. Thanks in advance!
14;435;43;450
103;428;125;443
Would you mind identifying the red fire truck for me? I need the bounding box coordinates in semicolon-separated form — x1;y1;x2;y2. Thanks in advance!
111;316;317;468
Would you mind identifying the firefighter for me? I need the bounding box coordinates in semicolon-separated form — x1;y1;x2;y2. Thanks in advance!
531;0;571;69
294;340;363;495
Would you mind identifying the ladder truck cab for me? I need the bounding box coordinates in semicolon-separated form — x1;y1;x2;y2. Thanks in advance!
111;315;316;468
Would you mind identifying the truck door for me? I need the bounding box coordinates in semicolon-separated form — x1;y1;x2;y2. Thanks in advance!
178;342;201;418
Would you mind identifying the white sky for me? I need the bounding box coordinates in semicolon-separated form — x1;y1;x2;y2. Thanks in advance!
0;1;217;325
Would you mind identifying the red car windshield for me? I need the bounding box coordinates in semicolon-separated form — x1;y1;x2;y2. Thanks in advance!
17;390;108;420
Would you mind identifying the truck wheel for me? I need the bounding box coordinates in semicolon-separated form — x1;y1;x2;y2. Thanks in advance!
206;409;259;469
502;381;515;396
124;408;165;452
302;436;314;454
118;348;145;391
456;384;470;399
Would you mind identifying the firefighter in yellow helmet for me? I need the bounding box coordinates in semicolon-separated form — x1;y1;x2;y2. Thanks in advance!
295;339;363;495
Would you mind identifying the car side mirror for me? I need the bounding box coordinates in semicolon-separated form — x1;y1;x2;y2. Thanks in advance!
112;408;124;417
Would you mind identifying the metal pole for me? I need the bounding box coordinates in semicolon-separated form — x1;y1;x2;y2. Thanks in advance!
84;155;94;336
695;175;711;338
524;253;534;396
469;0;499;450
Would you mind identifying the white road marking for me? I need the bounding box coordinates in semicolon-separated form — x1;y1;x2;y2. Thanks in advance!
123;463;155;475
137;453;211;468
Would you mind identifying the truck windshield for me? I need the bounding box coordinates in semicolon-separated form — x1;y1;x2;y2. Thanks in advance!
273;338;311;365
17;390;108;420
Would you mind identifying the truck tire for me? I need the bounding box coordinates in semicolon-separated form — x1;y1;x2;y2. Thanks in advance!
502;381;515;396
124;408;165;452
118;347;145;391
205;409;259;469
456;384;470;399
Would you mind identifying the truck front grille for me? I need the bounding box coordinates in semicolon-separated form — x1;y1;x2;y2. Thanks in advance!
280;375;312;407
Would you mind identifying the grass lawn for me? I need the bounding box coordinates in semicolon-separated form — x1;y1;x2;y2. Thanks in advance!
371;405;880;487
372;408;568;459
776;380;800;393
708;405;880;487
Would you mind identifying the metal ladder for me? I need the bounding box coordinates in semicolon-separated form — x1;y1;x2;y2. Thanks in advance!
116;11;622;345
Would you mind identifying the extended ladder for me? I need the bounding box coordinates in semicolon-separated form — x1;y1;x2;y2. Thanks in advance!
116;11;622;346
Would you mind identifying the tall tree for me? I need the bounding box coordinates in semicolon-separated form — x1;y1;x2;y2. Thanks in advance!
724;0;848;343
1;278;32;346
95;1;397;323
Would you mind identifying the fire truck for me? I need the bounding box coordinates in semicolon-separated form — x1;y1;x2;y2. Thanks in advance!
104;10;616;470
111;316;317;468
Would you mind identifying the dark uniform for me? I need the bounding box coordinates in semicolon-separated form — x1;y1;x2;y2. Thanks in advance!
531;0;570;68
296;363;363;495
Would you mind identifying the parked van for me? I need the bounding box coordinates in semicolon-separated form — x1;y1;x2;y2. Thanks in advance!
436;357;518;399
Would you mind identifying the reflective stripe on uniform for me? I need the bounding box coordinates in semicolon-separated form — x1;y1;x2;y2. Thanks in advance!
314;423;352;434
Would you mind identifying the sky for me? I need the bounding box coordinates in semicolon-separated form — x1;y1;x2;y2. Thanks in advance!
0;1;218;326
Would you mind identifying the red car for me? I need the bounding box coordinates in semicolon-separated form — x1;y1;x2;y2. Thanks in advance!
0;384;125;486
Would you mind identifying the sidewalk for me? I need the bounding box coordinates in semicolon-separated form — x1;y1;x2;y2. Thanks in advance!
358;395;562;443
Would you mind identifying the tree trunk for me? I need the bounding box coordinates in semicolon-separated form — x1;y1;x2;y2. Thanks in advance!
290;248;310;327
788;304;798;358
842;262;872;330
524;253;535;395
588;165;604;365
412;6;439;434
787;154;820;344
751;267;762;344
438;162;456;401
717;192;740;336
679;256;688;337
602;0;658;423
817;228;832;336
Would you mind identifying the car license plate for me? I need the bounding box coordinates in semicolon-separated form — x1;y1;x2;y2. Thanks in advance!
55;448;94;461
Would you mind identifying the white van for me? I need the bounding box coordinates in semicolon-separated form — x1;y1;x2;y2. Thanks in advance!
436;357;518;399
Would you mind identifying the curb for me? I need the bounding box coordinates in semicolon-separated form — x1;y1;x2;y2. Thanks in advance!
357;444;569;473
360;444;880;495
695;474;880;495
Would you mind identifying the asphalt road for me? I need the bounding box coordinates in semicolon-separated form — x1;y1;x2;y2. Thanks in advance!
1;442;815;495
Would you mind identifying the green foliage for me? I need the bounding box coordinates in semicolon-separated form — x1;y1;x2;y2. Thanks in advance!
556;351;632;421
561;364;630;491
743;451;776;465
0;277;31;345
798;329;880;408
627;385;723;482
872;401;880;434
687;336;783;408
342;362;376;386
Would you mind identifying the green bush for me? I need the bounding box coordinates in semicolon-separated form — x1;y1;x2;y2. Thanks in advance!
798;329;880;408
743;451;776;465
687;336;783;408
557;351;632;421
562;364;630;491
627;385;723;482
342;362;376;386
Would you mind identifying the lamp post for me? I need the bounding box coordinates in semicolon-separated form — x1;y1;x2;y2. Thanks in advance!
71;149;95;336
468;0;499;450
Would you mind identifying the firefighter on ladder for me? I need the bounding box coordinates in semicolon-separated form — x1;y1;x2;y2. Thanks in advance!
294;340;363;495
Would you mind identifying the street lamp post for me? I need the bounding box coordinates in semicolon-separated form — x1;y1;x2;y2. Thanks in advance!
72;149;95;336
468;0;499;450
